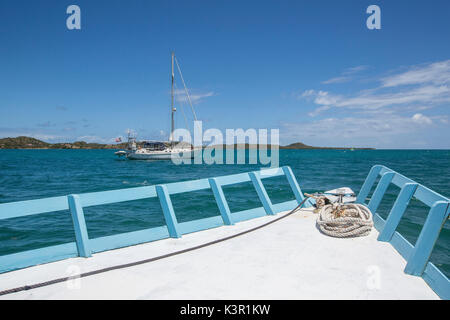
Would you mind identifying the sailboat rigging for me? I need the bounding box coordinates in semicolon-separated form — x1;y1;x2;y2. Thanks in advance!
115;52;195;160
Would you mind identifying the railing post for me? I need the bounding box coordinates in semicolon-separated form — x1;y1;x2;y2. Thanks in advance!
367;171;395;213
249;172;275;215
209;178;234;225
404;201;450;276
378;183;418;242
156;185;182;238
282;166;306;205
67;194;92;257
356;165;383;204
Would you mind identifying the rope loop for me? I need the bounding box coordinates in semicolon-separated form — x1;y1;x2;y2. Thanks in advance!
316;203;373;238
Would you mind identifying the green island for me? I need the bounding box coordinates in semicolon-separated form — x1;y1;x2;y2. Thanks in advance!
0;136;374;150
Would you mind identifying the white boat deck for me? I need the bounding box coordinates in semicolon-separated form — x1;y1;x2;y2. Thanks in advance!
0;207;438;299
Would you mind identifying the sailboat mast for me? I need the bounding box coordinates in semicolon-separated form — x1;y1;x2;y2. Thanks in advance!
170;52;175;143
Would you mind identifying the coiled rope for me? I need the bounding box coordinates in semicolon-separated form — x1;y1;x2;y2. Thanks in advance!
316;203;373;238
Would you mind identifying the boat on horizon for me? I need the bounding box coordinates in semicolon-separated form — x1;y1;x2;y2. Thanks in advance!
115;130;194;160
115;52;195;160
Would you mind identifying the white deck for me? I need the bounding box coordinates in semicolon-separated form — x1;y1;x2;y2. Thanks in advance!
0;207;438;299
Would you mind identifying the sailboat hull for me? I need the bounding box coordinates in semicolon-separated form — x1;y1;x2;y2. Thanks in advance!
126;150;194;160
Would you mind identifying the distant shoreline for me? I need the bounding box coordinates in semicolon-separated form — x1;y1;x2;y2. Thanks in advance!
0;136;375;150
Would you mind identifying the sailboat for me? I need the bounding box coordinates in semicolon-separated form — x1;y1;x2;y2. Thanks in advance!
116;52;195;160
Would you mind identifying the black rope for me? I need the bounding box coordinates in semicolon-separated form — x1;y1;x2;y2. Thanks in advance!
0;198;309;297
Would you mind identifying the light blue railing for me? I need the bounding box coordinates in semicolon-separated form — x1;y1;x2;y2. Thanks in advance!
357;165;450;299
1;164;448;299
0;166;310;274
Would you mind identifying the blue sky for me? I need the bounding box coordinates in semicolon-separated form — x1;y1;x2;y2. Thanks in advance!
0;0;449;148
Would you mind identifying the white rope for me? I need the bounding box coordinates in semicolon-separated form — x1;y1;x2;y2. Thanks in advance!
316;203;373;238
174;56;198;121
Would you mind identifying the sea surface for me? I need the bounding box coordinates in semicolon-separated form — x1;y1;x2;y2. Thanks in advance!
0;149;449;277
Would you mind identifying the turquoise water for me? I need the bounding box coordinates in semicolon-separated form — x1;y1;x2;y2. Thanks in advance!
0;149;449;277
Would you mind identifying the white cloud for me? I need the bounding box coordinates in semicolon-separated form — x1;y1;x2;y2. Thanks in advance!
303;85;450;113
76;135;111;143
301;89;316;97
381;60;450;87
308;105;330;117
321;65;369;84
30;134;65;142
411;113;432;125
322;76;351;84
280;114;445;148
346;65;369;73
0;127;65;142
174;89;215;104
289;60;450;147
299;59;450;120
